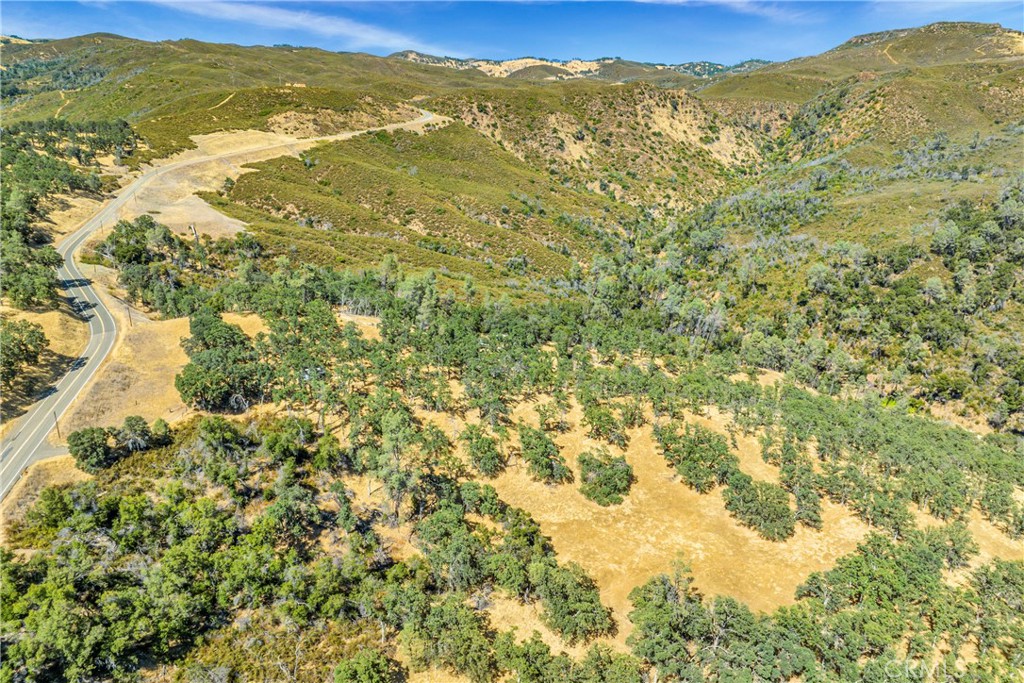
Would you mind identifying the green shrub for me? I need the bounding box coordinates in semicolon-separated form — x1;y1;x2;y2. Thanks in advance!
578;447;634;506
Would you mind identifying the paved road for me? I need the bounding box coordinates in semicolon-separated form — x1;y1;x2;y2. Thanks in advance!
0;110;436;500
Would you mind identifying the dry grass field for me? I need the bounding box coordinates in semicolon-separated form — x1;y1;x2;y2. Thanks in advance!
57;278;266;436
0;455;90;543
484;401;872;643
0;303;90;439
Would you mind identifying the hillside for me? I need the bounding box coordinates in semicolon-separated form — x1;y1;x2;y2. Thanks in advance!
0;33;496;157
701;21;1023;102
2;18;1024;683
390;50;769;84
206;123;635;294
431;81;764;211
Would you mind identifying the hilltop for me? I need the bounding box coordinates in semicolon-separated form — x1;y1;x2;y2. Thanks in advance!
702;21;1023;102
390;50;770;84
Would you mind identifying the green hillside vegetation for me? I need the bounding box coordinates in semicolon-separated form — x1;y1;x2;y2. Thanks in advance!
507;64;574;80
433;81;764;210
701;21;1023;102
1;118;135;307
207;123;635;293
133;87;411;163
2;20;1024;683
0;33;496;158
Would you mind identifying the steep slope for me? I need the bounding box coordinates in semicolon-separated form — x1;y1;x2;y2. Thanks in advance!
207;123;636;294
702;21;1023;102
701;22;1024;167
432;81;765;211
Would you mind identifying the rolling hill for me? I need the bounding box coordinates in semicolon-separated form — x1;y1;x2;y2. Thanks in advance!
2;18;1024;683
390;50;770;85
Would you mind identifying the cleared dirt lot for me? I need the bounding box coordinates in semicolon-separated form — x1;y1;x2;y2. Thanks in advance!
116;114;448;240
114;129;303;239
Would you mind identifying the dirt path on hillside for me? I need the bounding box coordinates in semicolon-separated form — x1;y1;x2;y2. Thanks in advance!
208;92;236;110
117;110;447;238
55;90;70;117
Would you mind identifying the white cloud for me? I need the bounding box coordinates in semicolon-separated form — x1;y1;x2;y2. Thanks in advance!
145;0;460;55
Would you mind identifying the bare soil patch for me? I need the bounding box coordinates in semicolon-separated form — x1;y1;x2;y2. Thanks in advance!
121;128;317;238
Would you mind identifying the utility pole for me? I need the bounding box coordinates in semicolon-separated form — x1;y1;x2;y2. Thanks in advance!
125;303;133;327
53;411;61;440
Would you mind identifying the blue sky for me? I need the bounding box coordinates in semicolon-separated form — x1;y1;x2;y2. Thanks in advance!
2;1;1021;64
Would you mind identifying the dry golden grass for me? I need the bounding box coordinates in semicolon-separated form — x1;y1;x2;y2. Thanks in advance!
0;303;90;439
57;280;265;437
964;508;1023;566
19;298;1017;671
117;129;299;238
928;402;993;436
0;455;90;543
337;311;382;341
485;593;590;657
36;193;104;245
59;311;190;435
479;399;873;647
408;393;873;649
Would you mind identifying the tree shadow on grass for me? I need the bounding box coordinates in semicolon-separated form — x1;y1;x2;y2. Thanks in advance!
1;293;93;429
1;348;80;426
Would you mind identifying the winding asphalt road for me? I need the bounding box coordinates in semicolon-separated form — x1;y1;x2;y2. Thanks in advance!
0;110;436;500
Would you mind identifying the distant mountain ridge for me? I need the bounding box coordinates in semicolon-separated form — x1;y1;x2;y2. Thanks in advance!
389;50;770;82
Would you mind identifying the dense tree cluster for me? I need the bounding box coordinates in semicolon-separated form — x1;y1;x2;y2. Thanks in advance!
1;118;135;308
3;415;617;682
460;423;505;477
628;526;1021;683
94;214;260;316
518;423;572;484
151;239;1024;546
175;309;266;411
0;58;110;101
578;447;634;505
0;316;47;388
5;205;1022;679
66;415;168;472
653;421;796;540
